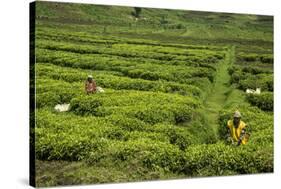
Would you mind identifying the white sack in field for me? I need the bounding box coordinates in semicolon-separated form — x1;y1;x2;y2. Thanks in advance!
96;86;105;93
54;104;70;112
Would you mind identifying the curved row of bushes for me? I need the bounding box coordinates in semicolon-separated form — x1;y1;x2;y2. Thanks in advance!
183;142;273;176
36;107;273;176
36;130;273;176
237;52;273;64
36;39;224;64
36;64;203;97
36;78;84;108
246;92;273;111
35;109;211;161
36;28;227;52
228;64;273;111
36;48;216;84
70;91;200;125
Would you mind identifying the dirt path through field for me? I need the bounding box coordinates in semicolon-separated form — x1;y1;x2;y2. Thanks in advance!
203;46;235;137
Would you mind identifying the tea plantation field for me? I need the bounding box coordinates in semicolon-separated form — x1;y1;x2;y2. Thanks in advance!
33;1;273;187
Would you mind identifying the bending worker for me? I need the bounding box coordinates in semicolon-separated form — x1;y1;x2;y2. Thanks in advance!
85;75;97;94
227;110;249;146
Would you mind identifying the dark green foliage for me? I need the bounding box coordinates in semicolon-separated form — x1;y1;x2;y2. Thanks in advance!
246;92;273;111
36;63;204;98
133;105;175;124
36;79;82;108
218;111;231;140
106;115;149;132
228;65;273;93
173;106;193;124
183;142;273;176
132;7;142;18
260;54;273;63
35;42;221;84
70;96;102;115
87;139;185;172
164;127;195;150
68;89;200;124
237;53;273;64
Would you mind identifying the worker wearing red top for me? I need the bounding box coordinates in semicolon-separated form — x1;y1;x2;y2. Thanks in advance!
85;75;97;94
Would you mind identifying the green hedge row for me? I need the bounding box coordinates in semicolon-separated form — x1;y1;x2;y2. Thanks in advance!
229;66;273;92
36;78;84;108
36;28;227;52
183;142;273;176
36;48;216;84
237;53;273;64
35;110;202;162
36;40;223;64
246;92;273;111
70;91;200;125
36;63;203;98
85;140;273;175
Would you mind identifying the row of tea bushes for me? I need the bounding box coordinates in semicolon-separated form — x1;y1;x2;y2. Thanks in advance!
230;71;273;92
36;39;224;63
183;141;273;176
35;109;213;162
246;92;273;111
36;63;203;98
228;63;273;111
36;78;84;108
36;48;216;84
237;52;273;64
69;90;200;124
36;27;228;51
36;108;273;176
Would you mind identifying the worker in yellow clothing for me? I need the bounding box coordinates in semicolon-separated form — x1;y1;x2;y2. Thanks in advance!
227;110;249;146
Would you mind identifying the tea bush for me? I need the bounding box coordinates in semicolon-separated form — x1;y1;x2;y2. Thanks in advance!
87;139;185;172
36;40;221;84
183;142;273;176
37;63;203;97
69;90;200;127
237;53;273;64
228;65;273;93
246;92;273;111
35;78;84;108
37;39;224;64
